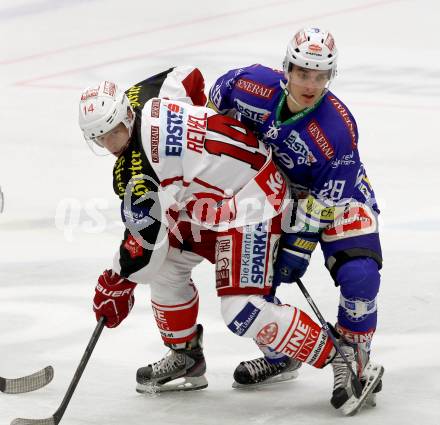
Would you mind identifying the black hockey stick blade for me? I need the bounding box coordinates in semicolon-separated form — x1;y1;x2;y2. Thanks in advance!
11;318;105;425
11;418;56;425
0;366;54;394
294;278;363;398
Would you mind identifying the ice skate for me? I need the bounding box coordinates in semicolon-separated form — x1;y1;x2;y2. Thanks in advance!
330;341;384;416
136;324;208;393
232;356;301;389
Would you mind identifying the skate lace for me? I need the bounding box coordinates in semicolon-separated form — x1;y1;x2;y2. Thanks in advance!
151;350;185;375
245;358;280;380
332;347;355;389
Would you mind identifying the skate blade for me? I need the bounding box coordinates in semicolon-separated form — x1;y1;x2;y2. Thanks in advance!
232;369;299;389
365;393;376;407
342;363;384;416
136;375;208;394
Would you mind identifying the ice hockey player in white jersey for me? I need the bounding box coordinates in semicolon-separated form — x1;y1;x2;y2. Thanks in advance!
78;67;380;413
78;66;300;392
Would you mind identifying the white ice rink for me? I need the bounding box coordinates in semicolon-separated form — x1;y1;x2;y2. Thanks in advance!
1;0;439;424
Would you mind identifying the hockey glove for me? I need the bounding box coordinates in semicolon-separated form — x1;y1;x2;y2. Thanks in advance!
273;232;319;286
93;270;137;328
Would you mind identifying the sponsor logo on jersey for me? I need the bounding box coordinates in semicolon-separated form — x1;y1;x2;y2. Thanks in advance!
235;78;275;99
113;150;150;198
240;223;268;287
150;125;159;163
151;99;161;118
322;203;377;242
240;229;252;285
337;325;374;347
256;322;278;345
152;306;170;331
285;130;317;166
271;144;295;169
328;96;357;149
357;182;372;202
123;234;144;259
227;302;261;336
306;120;334;160
130;151;149;196
126;84;142;108
281;319;321;363
235;99;271;123
240;226;252;287
307;333;328;365
254;161;287;212
303;196;335;222
210;83;223;109
355;167;374;202
165;103;184;156
234;68;245;77
331;151;355;168
216;237;232;289
122;201;154;229
114;156;126;197
216;257;230;288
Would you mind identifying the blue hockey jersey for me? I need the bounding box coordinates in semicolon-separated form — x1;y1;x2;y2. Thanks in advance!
209;64;376;209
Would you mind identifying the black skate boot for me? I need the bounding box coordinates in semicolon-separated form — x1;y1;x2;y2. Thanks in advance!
136;324;208;393
330;340;384;416
233;356;301;389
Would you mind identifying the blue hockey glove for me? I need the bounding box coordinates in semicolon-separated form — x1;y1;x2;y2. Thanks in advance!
273;232;319;286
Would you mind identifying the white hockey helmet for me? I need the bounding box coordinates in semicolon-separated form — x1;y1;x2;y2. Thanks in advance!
283;27;338;79
78;81;135;144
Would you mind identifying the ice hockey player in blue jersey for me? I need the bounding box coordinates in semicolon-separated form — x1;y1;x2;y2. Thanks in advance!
209;27;384;413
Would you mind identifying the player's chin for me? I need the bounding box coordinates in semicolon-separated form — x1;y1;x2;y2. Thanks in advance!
113;141;131;157
300;94;317;106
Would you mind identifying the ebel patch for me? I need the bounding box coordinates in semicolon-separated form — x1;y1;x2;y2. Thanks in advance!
227;302;261;336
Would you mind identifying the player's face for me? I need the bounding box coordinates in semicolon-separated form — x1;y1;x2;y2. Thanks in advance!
95;123;130;156
288;66;330;109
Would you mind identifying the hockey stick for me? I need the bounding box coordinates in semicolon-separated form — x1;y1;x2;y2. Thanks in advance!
0;367;54;394
11;317;105;425
294;278;363;398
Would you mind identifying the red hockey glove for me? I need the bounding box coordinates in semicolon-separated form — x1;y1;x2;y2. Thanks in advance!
93;270;137;328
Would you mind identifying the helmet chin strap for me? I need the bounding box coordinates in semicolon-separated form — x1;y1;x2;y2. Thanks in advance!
280;77;302;108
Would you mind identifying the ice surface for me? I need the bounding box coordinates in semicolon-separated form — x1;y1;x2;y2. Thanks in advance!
1;1;439;424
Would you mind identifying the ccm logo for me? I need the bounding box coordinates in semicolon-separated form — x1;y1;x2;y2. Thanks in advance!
96;283;131;298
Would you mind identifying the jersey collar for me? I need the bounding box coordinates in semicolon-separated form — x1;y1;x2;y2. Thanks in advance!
274;91;324;127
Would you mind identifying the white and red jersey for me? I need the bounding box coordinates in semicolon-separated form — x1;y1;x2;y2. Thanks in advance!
111;68;287;286
141;98;287;229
